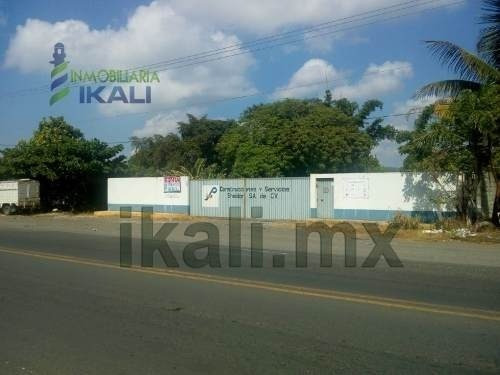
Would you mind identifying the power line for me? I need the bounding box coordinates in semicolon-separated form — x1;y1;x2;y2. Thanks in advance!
97;108;437;145
0;0;426;97
0;105;441;148
0;0;462;99
101;0;463;76
149;0;464;74
64;65;412;124
130;0;435;72
0;105;439;148
0;0;463;146
0;61;448;148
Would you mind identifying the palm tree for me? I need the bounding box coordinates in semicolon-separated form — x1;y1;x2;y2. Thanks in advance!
477;0;500;68
167;158;225;179
414;0;500;226
415;0;500;98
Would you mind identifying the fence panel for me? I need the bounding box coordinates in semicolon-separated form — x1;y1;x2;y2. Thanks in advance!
189;177;310;220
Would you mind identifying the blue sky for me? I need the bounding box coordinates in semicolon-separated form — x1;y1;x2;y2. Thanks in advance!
0;0;482;166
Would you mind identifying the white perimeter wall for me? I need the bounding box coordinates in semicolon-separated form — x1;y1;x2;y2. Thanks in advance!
310;172;455;212
108;177;189;207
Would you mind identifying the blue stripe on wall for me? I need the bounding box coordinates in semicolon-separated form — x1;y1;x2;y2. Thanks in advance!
108;204;189;214
310;208;455;222
332;209;455;222
108;205;453;222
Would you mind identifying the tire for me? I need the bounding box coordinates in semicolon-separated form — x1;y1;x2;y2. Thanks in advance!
2;204;12;215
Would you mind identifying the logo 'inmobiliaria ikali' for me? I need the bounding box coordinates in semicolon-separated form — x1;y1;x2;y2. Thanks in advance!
49;43;160;106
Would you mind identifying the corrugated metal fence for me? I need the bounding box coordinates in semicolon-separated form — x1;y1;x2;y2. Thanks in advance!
189;177;310;220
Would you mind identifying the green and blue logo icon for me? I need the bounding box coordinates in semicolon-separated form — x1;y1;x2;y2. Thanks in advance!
49;43;70;106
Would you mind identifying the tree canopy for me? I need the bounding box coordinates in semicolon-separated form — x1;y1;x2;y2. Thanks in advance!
128;115;235;176
409;0;500;225
217;97;388;177
0;117;126;210
128;96;393;179
416;0;500;98
398;85;500;224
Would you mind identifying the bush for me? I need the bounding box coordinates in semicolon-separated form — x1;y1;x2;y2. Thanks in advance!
390;212;421;230
434;218;465;231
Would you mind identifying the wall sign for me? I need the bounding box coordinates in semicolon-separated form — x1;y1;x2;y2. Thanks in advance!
344;178;369;199
164;176;181;193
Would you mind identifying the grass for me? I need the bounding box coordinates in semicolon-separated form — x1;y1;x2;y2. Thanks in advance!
389;213;421;230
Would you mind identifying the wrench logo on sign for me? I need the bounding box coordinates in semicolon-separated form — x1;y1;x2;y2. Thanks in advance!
204;186;218;201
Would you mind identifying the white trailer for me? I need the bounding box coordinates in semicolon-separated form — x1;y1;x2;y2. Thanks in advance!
0;179;40;215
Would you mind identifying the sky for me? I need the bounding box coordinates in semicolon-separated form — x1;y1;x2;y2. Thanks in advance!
0;0;482;167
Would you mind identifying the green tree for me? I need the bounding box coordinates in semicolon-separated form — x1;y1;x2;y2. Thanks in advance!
128;115;235;175
398;86;500;224
178;115;236;165
412;0;500;225
478;0;500;68
217;98;382;177
167;158;224;179
330;97;396;144
0;117;125;210
416;0;500;98
128;134;197;176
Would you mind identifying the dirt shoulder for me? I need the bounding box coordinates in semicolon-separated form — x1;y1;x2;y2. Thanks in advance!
1;211;498;246
93;210;500;245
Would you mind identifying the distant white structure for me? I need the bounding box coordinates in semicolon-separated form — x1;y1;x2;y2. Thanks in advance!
0;179;40;215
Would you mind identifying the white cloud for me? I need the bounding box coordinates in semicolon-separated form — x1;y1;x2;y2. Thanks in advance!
272;59;345;99
274;59;412;100
373;140;403;167
331;60;413;99
4;1;254;73
158;0;463;53
3;1;255;115
303;33;341;53
133;109;202;137
168;0;404;34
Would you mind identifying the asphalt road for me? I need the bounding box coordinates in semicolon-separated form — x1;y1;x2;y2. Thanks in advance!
0;215;499;374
